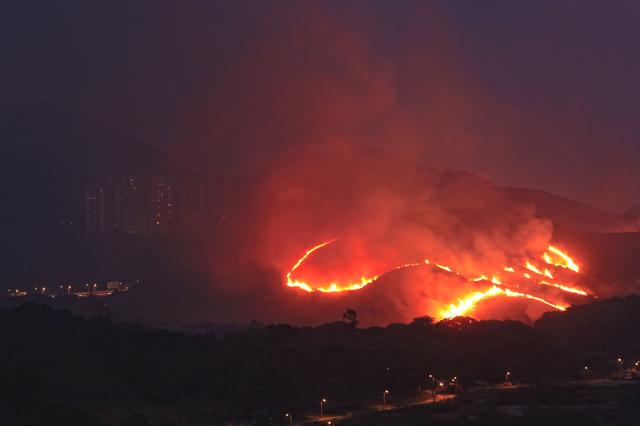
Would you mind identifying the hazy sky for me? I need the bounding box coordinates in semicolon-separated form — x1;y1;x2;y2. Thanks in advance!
2;0;639;212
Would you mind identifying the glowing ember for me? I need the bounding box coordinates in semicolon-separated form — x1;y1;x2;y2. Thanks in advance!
285;239;591;319
440;285;568;319
544;246;580;272
471;275;489;282
538;281;588;296
524;261;543;275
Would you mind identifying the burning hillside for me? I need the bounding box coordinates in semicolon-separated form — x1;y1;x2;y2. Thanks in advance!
246;143;608;326
285;238;590;320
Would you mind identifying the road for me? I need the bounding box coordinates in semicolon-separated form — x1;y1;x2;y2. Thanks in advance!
299;379;640;424
302;392;456;425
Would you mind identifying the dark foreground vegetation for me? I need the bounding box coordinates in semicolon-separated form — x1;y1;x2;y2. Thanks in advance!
1;296;639;425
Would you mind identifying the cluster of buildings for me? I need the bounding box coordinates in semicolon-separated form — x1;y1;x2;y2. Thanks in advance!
84;173;209;235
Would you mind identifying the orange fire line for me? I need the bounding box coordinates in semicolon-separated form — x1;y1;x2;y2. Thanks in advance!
286;239;590;317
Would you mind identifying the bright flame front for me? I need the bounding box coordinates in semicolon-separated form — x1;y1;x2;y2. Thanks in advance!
285;239;590;320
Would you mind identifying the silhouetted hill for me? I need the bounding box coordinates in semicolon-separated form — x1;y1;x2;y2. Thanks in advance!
0;101;183;179
3;103;640;330
552;227;640;297
500;187;639;233
0;103;218;290
535;295;640;356
2;102;633;239
0;101;201;233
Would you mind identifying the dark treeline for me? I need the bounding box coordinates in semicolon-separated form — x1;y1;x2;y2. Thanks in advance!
0;296;639;425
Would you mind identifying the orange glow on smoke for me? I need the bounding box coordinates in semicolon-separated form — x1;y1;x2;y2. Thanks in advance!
285;239;381;293
285;239;591;319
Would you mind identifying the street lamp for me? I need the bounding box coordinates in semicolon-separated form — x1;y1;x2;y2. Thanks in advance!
427;373;437;389
582;366;590;383
383;389;389;410
285;413;292;425
452;376;459;395
428;374;437;403
505;371;511;384
320;398;327;416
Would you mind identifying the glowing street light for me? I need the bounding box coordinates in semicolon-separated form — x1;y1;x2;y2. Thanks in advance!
427;373;437;388
582;366;590;382
383;389;389;409
320;398;327;416
285;413;292;425
505;371;511;384
427;374;437;403
451;376;459;395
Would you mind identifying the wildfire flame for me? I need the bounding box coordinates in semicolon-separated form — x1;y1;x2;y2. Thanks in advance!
285;239;380;293
543;246;580;273
285;239;590;320
524;261;553;278
440;285;568;319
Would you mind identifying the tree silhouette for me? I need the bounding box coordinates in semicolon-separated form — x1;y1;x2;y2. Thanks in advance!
342;308;358;327
410;316;434;327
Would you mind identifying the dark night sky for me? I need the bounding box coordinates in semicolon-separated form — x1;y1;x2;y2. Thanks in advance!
2;0;639;212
